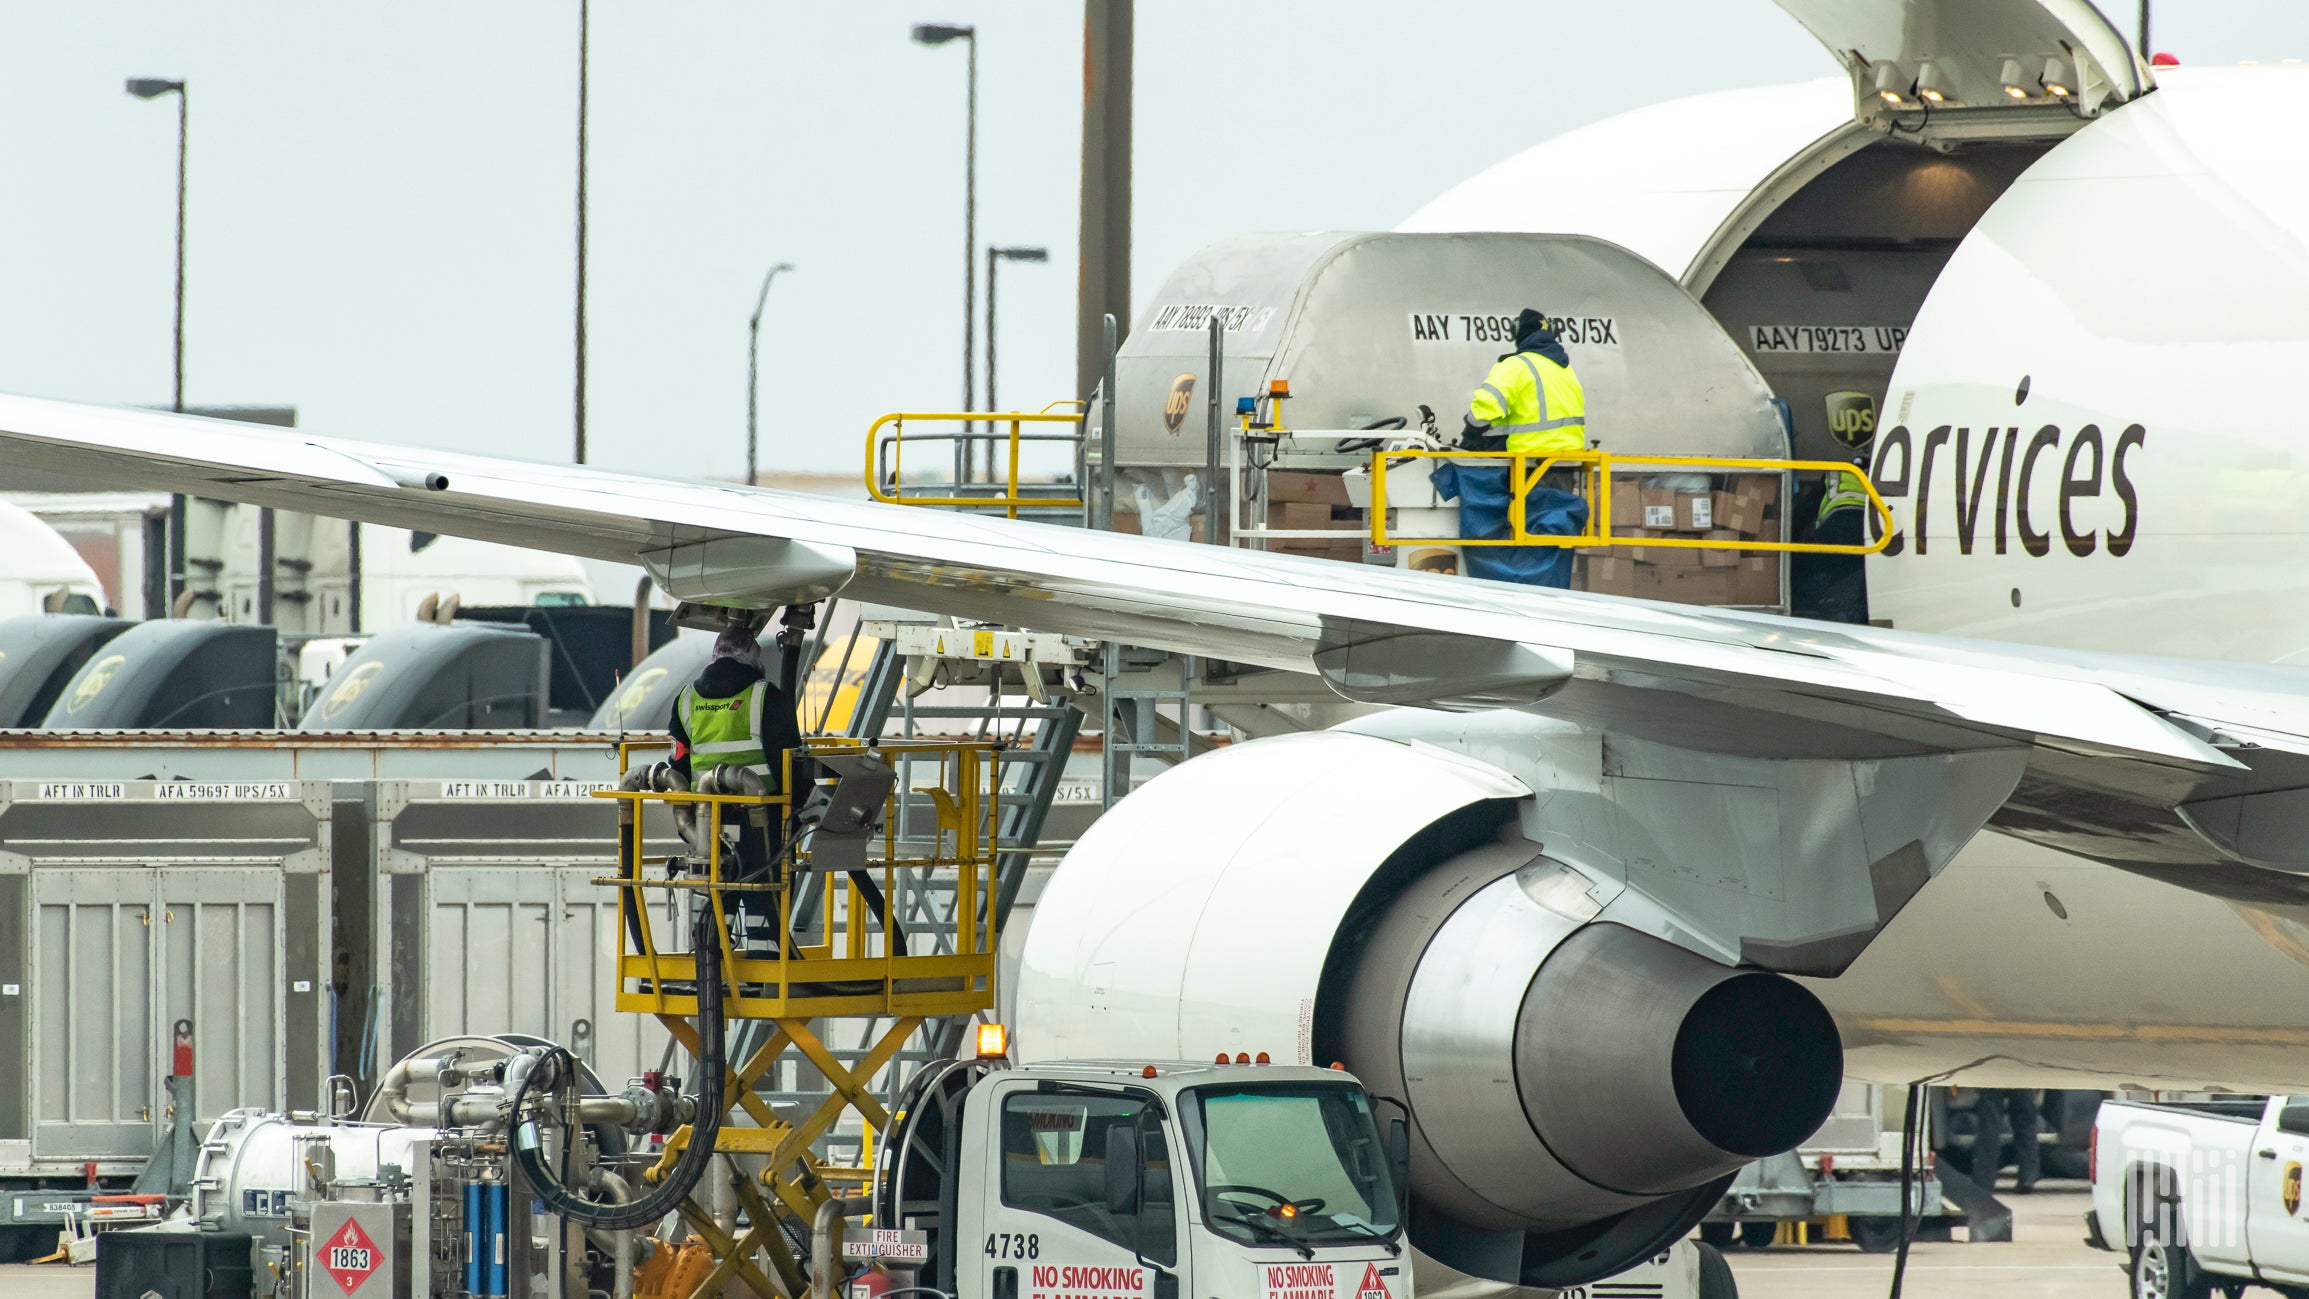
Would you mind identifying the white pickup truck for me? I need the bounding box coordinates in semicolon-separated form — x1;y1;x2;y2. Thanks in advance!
2089;1095;2309;1299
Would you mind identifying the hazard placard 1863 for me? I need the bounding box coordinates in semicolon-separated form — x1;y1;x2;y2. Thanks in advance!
321;1216;381;1295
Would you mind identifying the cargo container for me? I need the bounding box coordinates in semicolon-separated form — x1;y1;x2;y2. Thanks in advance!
0;779;332;1184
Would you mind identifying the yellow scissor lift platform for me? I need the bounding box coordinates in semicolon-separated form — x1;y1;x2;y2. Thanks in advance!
596;737;1004;1299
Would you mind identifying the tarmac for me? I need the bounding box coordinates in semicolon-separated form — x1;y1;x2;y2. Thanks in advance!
1725;1181;2125;1298
0;1183;2119;1299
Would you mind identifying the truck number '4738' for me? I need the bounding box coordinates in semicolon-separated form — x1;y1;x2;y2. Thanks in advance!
986;1233;1039;1260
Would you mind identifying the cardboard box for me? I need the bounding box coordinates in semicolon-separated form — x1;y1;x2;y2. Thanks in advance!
1677;491;1715;532
1731;556;1780;606
1700;531;1742;568
1636;565;1736;605
1638;488;1678;531
1609;479;1642;528
1270;538;1362;563
1267;470;1353;508
1754;516;1781;544
1630;536;1701;567
1718;490;1766;537
1584;553;1637;596
1269;501;1333;533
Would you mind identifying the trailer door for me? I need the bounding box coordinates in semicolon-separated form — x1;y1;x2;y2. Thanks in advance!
30;869;153;1159
157;866;285;1125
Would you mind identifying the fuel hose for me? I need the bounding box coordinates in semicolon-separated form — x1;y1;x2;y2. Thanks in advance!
511;905;727;1231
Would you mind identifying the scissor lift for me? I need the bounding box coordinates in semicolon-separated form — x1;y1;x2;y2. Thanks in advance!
596;737;1005;1298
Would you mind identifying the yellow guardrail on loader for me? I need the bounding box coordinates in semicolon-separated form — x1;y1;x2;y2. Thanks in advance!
865;403;1086;519
588;736;1007;1296
1367;448;1893;555
598;738;1000;1022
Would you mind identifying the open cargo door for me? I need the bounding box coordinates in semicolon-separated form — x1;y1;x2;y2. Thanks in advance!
1774;0;2152;137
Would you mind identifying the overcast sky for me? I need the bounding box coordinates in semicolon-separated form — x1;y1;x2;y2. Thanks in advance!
4;2;2306;478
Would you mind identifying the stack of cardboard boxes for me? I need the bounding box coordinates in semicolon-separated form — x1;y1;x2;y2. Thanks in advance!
1575;474;1782;607
1104;467;1783;610
1261;471;1364;563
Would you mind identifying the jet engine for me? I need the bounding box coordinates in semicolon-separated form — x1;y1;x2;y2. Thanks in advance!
1333;835;1840;1286
1012;727;1848;1288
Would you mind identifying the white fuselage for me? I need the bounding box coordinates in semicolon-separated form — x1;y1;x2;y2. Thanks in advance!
1406;64;2309;1091
1808;69;2309;1091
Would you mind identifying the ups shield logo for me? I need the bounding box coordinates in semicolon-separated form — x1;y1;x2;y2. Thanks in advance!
68;654;126;714
323;660;388;721
1825;390;1877;448
2286;1161;2302;1216
1162;373;1196;434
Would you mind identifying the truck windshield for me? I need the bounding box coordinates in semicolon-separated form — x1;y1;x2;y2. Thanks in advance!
1187;1083;1400;1249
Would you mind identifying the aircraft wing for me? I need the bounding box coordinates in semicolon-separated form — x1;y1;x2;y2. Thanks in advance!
6;392;2309;912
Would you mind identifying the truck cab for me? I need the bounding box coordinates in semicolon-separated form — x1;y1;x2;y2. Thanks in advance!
2091;1093;2309;1297
875;1058;1410;1299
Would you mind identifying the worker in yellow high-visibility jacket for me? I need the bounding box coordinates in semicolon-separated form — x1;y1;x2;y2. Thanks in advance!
1467;308;1588;460
1431;308;1590;587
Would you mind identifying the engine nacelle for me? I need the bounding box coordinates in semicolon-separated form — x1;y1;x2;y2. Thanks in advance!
1014;728;1844;1288
1334;838;1839;1285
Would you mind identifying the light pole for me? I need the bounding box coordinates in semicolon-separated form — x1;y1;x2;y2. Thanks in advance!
912;21;976;483
985;245;1048;482
127;79;187;414
128;76;188;607
747;262;796;486
575;0;590;464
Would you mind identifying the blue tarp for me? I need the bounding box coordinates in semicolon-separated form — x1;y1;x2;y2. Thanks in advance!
1429;461;1589;588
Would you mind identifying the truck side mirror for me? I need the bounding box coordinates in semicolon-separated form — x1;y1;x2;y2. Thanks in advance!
1105;1126;1143;1216
1387;1117;1411;1209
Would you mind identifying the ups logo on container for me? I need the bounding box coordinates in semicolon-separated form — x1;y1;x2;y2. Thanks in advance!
1826;390;1877;448
1162;373;1196;435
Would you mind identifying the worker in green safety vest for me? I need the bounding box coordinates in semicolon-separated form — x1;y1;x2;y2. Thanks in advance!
1794;456;1873;624
670;624;803;878
1817;468;1870;526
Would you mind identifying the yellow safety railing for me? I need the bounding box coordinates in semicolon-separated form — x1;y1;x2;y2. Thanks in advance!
595;736;1002;1021
1367;448;1894;554
590;737;1008;1297
865;403;1087;519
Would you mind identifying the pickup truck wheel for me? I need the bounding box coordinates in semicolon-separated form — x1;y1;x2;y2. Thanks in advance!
2131;1229;2213;1299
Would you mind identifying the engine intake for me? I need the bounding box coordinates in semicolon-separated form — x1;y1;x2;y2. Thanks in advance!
1336;838;1842;1283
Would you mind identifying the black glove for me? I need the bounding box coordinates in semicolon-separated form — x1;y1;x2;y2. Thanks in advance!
1459;416;1504;452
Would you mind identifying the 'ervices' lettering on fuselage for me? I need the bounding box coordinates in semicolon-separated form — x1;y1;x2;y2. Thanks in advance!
1865;422;2147;559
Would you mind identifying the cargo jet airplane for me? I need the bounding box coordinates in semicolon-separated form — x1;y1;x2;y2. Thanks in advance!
5;1;2307;1288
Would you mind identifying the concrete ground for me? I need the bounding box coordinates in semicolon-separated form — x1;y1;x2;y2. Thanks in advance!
1725;1180;2131;1299
0;1183;2136;1298
0;1258;95;1299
